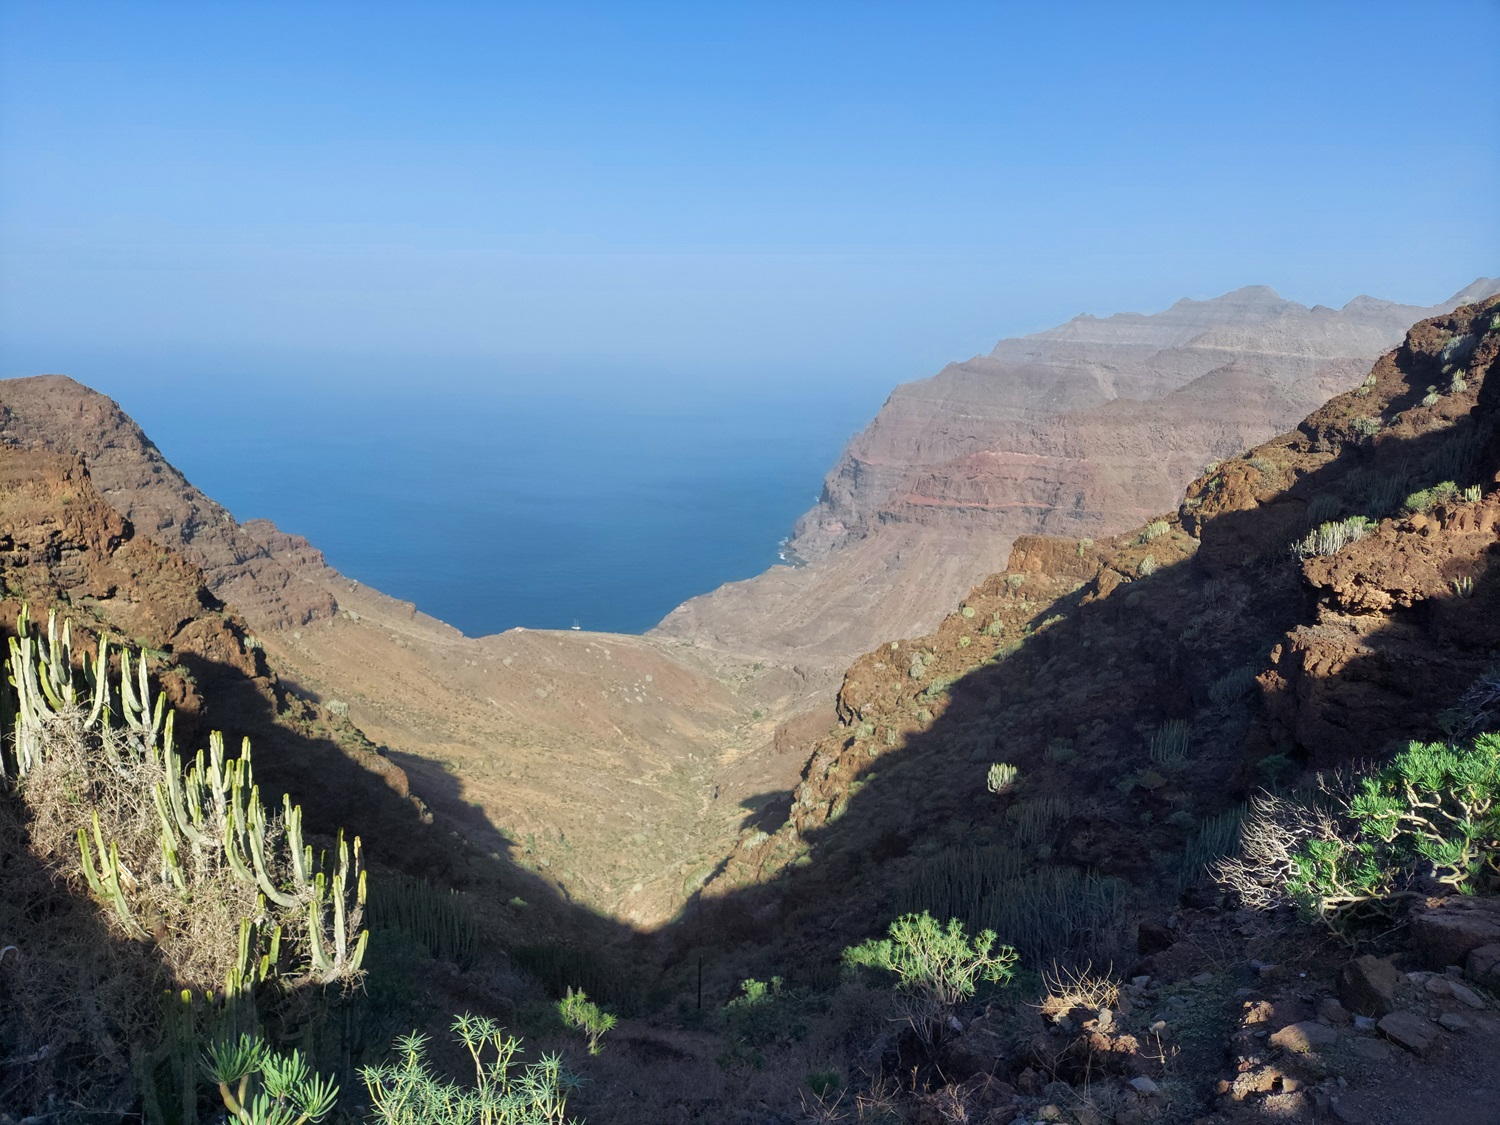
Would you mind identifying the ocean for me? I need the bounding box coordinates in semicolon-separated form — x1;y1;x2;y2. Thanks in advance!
122;377;876;636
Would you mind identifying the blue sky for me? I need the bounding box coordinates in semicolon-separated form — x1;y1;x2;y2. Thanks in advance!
2;0;1497;397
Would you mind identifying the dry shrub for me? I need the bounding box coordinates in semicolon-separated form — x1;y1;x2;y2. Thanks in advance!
1212;790;1345;911
1038;961;1121;1023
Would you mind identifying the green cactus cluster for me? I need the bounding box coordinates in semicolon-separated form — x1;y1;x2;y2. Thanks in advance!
2;605;367;995
367;871;481;969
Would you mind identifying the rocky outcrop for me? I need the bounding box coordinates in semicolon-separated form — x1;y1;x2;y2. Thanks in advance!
656;281;1500;674
0;444;424;864
0;376;337;628
702;295;1500;968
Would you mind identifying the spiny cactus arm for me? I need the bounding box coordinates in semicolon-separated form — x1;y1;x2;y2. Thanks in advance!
33;640;67;713
84;634;109;728
306;901;333;979
223;808;258;890
78;813;145;936
245;793;299;909
283;796;309;887
152;791;188;892
119;649;141;723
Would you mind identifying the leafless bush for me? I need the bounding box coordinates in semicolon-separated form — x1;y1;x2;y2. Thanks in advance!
1212;791;1343;910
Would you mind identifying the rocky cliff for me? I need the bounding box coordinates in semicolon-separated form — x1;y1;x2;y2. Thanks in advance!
655;280;1500;675
700;294;1500;966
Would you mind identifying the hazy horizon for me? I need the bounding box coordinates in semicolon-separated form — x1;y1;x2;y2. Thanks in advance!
3;1;1498;398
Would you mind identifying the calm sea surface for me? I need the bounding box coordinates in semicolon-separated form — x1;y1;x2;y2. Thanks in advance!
123;379;875;636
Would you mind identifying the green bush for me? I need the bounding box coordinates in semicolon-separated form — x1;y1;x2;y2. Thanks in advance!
556;988;616;1056
202;1035;338;1125
720;976;808;1060
1137;520;1170;544
842;912;1017;1044
1402;480;1458;514
361;1015;579;1125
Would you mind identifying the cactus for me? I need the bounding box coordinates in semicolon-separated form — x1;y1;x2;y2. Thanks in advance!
367;871;481;969
2;605;367;993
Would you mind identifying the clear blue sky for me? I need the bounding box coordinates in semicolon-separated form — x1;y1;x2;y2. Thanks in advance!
2;0;1497;397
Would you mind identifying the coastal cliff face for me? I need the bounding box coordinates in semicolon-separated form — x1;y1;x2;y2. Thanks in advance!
703;295;1500;959
655;280;1500;674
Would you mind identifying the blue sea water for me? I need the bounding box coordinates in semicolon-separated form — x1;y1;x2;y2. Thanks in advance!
121;379;875;637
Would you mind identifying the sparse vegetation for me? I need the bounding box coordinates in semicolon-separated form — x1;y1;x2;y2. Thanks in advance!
1350;415;1382;438
1220;734;1500;932
1293;515;1375;557
1402;479;1458;513
1148;720;1192;768
1137;520;1169;544
361;1015;579;1125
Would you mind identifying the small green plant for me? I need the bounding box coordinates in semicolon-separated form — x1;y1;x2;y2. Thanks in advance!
842;912;1017;1045
1461;484;1482;503
721;976;808;1059
556;988;617;1056
1137;520;1170;544
985;762;1019;795
1350;415;1382;439
1403;480;1459;514
1453;576;1476;598
1451;372;1469;394
1422;385;1442;407
1138;554;1158;577
202;1035;338;1125
361;1015;579;1125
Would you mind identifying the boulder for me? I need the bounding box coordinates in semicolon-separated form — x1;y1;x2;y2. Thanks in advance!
939;1017;1006;1078
1410;898;1500;968
1466;943;1500;986
1338;955;1399;1017
1377;1011;1439;1056
1317;997;1351;1025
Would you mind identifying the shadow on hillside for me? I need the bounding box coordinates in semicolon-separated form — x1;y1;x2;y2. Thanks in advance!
167;648;645;960
0;790;167;1116
641;332;1500;999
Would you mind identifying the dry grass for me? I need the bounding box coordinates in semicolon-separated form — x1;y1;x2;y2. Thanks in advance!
0;793;164;1116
